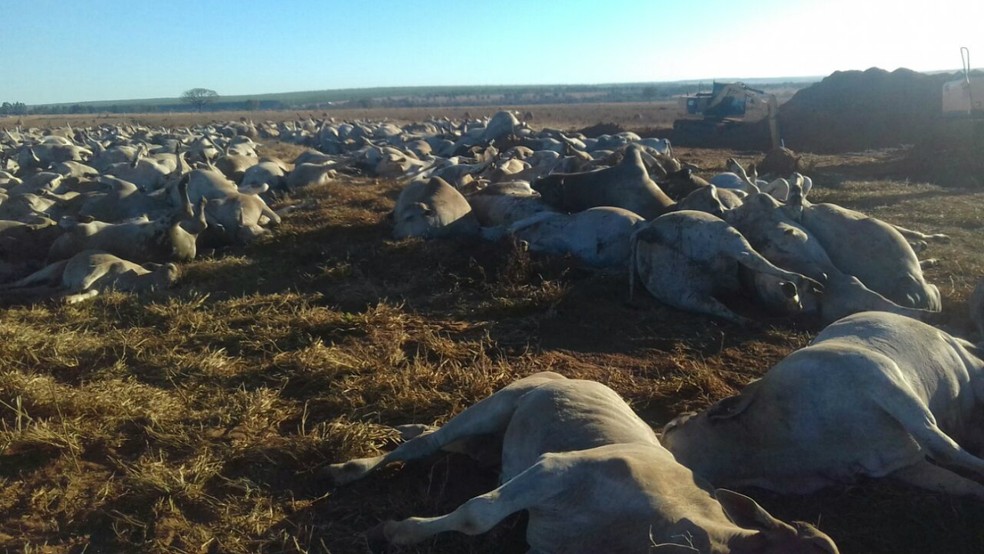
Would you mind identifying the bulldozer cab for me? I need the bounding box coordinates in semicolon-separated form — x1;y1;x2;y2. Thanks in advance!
678;82;774;122
674;82;781;150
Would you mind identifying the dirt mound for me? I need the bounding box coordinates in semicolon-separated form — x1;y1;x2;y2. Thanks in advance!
778;67;962;153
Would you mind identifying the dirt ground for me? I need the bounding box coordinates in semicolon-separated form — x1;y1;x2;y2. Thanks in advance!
2;107;984;554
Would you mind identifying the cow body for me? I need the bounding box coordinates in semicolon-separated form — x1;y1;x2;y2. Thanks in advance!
329;373;839;554
663;311;984;498
510;207;643;268
533;146;673;219
792;200;941;311
726;193;935;323
630;210;819;324
392;177;480;239
0;249;177;304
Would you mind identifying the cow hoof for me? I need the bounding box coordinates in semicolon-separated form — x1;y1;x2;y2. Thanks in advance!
365;522;391;554
394;423;435;440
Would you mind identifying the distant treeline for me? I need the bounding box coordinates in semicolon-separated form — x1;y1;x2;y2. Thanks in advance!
6;80;815;116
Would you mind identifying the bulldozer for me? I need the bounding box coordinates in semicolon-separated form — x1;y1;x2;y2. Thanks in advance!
673;81;780;150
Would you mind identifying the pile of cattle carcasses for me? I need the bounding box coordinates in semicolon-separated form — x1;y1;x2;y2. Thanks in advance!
3;110;978;554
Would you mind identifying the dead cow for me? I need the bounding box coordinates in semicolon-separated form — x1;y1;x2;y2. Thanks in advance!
0;249;177;305
663;311;984;499
725;192;936;323
533;145;674;219
630;210;821;324
510;206;644;268
47;178;207;263
787;194;943;311
328;372;839;554
464;181;554;227
392;177;480;239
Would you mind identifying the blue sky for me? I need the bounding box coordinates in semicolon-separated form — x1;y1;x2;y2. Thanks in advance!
2;0;981;105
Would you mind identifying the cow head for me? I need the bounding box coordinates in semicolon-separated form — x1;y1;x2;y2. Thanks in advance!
531;174;565;208
660;167;709;200
716;489;840;553
675;185;727;218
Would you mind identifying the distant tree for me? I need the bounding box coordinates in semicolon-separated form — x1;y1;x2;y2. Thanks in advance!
244;99;260;111
182;88;219;112
642;86;660;101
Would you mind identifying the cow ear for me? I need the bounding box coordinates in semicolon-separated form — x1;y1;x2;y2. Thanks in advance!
707;381;760;420
715;489;789;532
780;281;798;299
650;543;699;553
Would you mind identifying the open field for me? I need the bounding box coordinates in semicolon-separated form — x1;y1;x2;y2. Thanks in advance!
2;110;984;553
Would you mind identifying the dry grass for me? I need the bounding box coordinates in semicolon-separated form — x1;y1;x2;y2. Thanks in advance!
2;130;984;553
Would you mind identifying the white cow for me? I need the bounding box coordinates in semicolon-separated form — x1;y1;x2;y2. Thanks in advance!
725;192;936;323
464;181;554;227
328;372;839;554
663;311;984;499
533;146;674;219
630;210;821;324
510;207;644;268
785;193;942;311
0;249;177;304
392;177;480;239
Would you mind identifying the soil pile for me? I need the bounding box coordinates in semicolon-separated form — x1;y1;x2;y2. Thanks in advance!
778;67;962;153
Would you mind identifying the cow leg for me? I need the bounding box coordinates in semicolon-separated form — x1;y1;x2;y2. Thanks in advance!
891;224;950;244
820;273;934;323
732;249;819;294
61;289;100;304
678;291;749;325
635;242;747;324
891;461;984;499
77;264;115;292
394;423;437;440
328;373;565;485
872;377;984;478
370;457;567;548
5;259;68;288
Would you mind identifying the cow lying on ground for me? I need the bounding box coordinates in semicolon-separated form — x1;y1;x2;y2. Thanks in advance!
47;178;207;263
786;193;942;311
328;372;839;554
725;192;937;323
463;181;554;227
392;177;481;239
630;210;822;324
533;145;674;219
663;311;984;499
510;206;644;268
0;249;177;304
